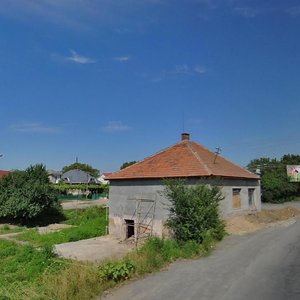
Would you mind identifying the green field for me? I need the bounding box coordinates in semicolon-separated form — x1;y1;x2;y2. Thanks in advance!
16;206;107;247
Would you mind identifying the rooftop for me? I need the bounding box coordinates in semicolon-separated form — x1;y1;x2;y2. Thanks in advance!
108;134;259;181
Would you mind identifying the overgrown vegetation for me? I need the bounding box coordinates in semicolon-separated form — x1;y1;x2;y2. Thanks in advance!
0;164;61;224
247;154;300;203
0;236;212;300
16;206;107;247
164;179;226;243
0;240;102;300
53;183;109;198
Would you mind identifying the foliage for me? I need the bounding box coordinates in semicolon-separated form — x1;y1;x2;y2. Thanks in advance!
247;154;300;203
120;161;137;170
99;261;135;282
164;179;225;243
0;164;61;223
53;183;109;195
62;162;100;178
16;206;107;247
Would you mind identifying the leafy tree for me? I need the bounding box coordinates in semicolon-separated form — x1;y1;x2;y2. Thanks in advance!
247;154;300;203
0;164;60;223
62;162;100;178
164;179;225;243
120;161;137;170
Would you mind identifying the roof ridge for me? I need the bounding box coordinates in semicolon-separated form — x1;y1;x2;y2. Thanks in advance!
186;141;212;175
189;141;258;178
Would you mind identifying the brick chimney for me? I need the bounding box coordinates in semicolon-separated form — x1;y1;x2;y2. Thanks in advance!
181;133;190;141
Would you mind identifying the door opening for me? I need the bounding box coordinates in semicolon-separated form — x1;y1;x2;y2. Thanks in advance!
125;219;135;239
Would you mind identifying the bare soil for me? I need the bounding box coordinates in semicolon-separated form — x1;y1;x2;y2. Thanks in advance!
225;207;300;235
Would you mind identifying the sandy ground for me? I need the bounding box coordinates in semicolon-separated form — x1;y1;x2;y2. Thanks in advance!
225;207;300;235
61;198;108;210
54;235;134;263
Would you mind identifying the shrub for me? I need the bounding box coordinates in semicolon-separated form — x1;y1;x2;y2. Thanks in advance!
0;164;61;223
164;179;225;243
99;260;135;282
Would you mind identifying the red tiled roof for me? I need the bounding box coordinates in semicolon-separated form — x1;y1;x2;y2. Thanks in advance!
0;170;10;179
108;140;259;180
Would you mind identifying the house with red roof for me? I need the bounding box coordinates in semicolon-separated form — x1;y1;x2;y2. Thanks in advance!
108;133;261;240
0;170;10;180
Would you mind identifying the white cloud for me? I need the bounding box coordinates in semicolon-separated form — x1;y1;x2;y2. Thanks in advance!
66;50;96;64
151;63;207;82
233;7;260;18
101;121;130;133
113;56;131;62
173;64;191;75
11;122;62;134
194;65;207;74
286;6;300;16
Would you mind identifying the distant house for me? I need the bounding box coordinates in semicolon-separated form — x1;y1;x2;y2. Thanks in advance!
0;170;10;180
47;170;62;184
98;172;112;185
108;133;261;240
61;169;99;184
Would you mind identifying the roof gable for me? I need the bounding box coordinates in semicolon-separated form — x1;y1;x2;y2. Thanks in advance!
108;140;258;180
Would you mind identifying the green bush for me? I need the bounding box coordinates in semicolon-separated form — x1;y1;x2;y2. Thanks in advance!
0;164;61;223
247;155;300;203
99;261;135;282
164;179;225;243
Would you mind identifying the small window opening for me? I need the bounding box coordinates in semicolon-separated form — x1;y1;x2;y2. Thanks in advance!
125;219;135;239
248;188;255;207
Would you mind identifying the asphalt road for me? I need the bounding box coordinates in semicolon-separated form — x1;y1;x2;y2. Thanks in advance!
103;218;300;300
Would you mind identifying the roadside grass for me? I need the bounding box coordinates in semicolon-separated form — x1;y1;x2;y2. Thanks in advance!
15;206;107;247
0;234;221;300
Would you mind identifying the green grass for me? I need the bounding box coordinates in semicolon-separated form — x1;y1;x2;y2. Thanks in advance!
16;206;107;247
0;235;221;299
0;240;102;300
0;224;25;235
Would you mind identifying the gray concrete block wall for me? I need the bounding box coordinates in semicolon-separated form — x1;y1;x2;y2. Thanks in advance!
109;178;261;240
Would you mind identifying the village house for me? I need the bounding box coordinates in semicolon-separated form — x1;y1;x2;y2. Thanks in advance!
108;133;261;241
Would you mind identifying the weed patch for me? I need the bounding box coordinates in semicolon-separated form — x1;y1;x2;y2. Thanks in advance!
16;206;107;247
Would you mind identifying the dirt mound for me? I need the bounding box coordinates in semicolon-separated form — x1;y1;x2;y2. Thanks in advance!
225;207;300;235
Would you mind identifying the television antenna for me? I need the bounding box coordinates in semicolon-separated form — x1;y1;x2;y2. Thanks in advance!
213;146;222;164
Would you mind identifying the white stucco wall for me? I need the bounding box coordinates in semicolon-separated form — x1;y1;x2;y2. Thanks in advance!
109;178;261;240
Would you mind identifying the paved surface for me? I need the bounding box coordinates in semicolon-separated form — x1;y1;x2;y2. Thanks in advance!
55;235;134;263
262;200;300;210
102;217;300;300
61;198;108;210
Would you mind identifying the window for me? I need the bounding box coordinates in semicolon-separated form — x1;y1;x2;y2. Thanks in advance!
248;188;255;207
232;188;241;209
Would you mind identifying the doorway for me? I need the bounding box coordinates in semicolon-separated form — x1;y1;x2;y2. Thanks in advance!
125;219;135;238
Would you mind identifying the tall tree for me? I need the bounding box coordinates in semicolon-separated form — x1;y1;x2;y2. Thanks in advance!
62;162;100;178
247;154;300;203
120;161;137;170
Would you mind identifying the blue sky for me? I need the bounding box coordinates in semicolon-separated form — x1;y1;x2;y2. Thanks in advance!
0;0;299;173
